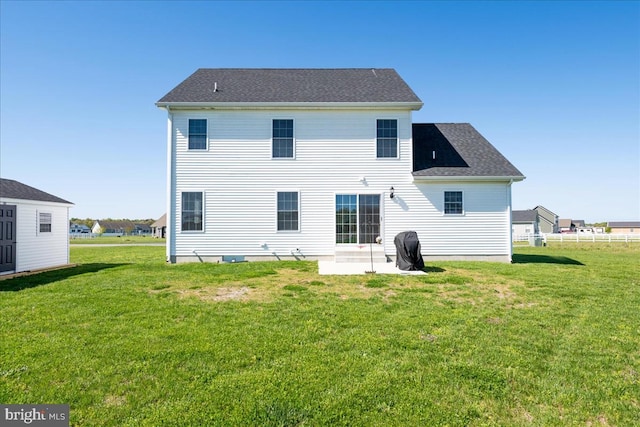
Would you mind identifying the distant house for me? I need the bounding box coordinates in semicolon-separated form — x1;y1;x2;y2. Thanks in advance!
92;220;136;236
132;223;152;236
0;178;73;275
533;205;558;234
151;214;166;238
70;223;91;234
512;210;539;236
558;219;576;233
608;221;640;234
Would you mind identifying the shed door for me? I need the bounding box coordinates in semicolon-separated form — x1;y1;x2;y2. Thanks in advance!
0;205;17;273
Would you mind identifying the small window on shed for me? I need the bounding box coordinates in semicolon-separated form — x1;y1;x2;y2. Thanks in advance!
39;212;52;233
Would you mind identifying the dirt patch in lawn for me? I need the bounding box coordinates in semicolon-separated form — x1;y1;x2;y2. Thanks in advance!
176;286;251;302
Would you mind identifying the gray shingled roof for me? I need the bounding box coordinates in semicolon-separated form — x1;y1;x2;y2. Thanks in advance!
157;68;422;105
558;219;573;228
608;221;640;228
0;178;72;204
512;210;538;223
151;213;166;228
412;123;525;179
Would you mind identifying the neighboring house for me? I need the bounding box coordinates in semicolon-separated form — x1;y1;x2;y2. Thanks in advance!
132;223;152;236
558;219;576;233
533;205;558;234
92;220;136;236
608;221;640;234
573;219;585;228
156;68;524;263
0;178;73;275
70;223;91;234
512;210;539;236
151;214;166;238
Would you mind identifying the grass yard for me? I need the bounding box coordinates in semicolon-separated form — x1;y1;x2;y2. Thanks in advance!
1;244;638;426
70;236;166;245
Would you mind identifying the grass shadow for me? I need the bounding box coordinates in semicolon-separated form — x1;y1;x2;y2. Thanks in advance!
512;254;584;265
0;263;127;292
424;266;446;273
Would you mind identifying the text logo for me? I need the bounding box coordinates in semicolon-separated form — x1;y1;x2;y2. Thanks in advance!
1;405;69;426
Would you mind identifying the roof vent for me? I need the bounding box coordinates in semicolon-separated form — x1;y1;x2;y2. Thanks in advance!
214;82;218;92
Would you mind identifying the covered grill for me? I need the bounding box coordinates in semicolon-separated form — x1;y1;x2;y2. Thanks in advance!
394;231;425;271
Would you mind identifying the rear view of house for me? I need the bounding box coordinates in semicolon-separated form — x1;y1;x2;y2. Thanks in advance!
0;178;73;275
157;68;524;264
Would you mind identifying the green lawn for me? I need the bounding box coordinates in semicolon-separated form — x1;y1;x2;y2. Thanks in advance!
1;244;638;426
70;235;165;245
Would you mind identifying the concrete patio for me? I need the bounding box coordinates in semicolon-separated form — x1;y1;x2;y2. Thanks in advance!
318;260;427;275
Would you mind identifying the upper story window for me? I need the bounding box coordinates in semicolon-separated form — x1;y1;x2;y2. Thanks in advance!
444;191;463;215
277;191;299;231
272;119;294;158
182;192;204;231
39;212;52;233
376;119;398;158
188;119;207;150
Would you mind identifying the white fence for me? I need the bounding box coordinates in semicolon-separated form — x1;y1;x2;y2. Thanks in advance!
514;233;640;245
69;233;98;240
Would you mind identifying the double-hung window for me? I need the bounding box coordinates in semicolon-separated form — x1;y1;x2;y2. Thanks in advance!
444;191;463;215
277;191;299;231
188;119;207;150
182;192;204;231
272;119;294;158
376;119;398;158
39;212;52;233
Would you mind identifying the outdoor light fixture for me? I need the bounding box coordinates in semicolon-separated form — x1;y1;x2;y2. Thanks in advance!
389;186;395;199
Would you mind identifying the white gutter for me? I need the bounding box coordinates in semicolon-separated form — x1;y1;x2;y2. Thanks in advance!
412;175;526;183
155;101;424;111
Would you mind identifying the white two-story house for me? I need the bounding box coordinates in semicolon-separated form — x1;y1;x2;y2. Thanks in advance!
157;68;524;264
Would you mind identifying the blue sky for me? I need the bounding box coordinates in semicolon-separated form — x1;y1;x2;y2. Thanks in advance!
1;0;638;223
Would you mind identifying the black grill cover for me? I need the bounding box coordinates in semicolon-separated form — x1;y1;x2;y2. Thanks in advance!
394;231;425;271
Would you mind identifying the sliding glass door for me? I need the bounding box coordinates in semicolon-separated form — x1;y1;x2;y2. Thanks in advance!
336;194;380;244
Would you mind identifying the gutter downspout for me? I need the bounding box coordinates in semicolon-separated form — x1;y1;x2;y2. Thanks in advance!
165;106;175;263
507;179;513;263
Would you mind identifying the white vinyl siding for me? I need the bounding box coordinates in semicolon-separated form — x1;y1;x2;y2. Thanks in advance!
168;109;513;260
384;182;512;257
169;109;413;258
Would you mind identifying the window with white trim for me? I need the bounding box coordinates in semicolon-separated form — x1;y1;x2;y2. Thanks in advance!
376;119;398;158
181;192;203;231
272;119;294;158
39;212;52;233
188;119;207;150
277;191;299;231
444;191;463;215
